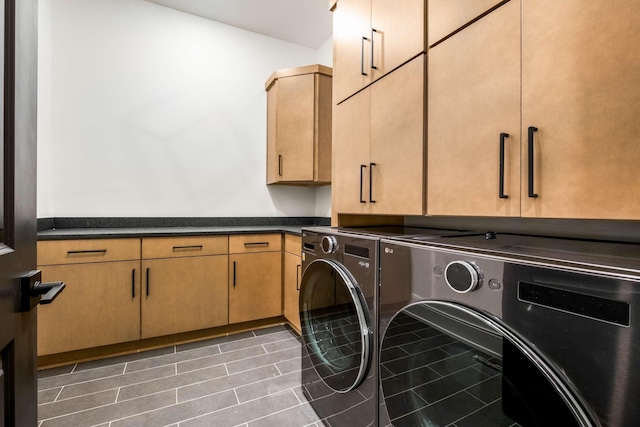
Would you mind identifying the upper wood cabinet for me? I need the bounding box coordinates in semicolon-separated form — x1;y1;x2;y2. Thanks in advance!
332;0;425;104
428;0;640;220
333;54;425;216
265;65;332;185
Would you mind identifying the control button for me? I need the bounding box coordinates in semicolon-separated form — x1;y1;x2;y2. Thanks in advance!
444;261;482;293
433;266;444;276
320;235;338;254
485;231;497;240
488;279;502;290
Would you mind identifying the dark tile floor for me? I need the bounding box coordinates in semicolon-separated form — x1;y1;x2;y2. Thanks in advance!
37;325;325;427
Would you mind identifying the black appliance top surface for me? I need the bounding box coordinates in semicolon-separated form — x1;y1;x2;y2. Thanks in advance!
394;232;640;275
336;226;469;238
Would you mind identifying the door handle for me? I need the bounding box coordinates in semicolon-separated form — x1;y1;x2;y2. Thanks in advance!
360;164;367;203
371;28;378;70
369;163;376;203
296;264;301;291
233;261;237;288
499;133;509;199
278;154;283;176
20;270;66;312
146;268;150;296
528;126;539;198
361;36;368;76
132;269;136;298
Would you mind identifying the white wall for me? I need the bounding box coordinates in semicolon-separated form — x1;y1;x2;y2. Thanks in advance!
37;0;333;218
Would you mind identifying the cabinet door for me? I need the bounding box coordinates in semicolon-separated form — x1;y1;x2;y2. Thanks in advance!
332;0;372;103
229;252;282;324
283;252;302;332
37;261;141;355
277;74;315;182
371;0;425;80
428;1;521;216
370;54;425;215
141;256;228;339
521;0;640;219
332;88;371;214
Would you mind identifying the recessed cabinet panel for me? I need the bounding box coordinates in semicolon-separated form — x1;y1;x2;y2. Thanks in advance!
428;1;521;216
521;0;640;219
141;256;228;339
283;251;302;332
37;261;141;355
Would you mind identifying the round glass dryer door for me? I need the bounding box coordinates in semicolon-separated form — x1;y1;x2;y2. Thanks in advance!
299;259;372;393
380;301;597;427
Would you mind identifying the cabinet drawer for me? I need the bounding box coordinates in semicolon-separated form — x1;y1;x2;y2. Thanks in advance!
229;234;282;254
38;239;141;266
428;0;505;46
284;234;301;256
142;236;228;259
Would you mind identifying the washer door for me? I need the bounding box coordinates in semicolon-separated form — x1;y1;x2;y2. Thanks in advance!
299;258;372;393
380;301;598;427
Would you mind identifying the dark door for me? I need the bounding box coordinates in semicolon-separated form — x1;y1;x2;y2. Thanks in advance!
0;0;39;425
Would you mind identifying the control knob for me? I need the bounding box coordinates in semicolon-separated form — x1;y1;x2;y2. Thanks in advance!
444;261;482;293
320;235;338;254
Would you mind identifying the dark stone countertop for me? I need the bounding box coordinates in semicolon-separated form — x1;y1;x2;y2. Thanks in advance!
36;217;331;241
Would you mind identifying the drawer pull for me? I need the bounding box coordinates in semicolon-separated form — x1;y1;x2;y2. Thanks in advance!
296;264;301;291
67;249;107;255
244;242;269;248
172;245;203;251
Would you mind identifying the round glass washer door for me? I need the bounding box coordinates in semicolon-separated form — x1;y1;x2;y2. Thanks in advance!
380;301;598;427
299;258;372;393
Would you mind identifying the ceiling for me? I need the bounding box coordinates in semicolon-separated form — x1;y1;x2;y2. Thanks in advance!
145;0;333;49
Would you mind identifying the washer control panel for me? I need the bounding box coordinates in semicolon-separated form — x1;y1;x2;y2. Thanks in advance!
444;261;483;293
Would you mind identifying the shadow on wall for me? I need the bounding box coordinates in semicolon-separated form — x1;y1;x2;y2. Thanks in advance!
266;185;320;216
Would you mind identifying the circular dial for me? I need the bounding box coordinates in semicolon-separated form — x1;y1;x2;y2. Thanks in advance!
444;261;482;293
320;235;338;254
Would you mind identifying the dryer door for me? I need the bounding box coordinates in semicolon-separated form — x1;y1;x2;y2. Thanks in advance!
380;301;598;427
299;258;372;393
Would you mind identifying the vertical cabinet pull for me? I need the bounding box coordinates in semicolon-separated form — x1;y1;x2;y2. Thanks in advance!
296;264;301;291
132;269;136;298
369;163;376;203
528;126;539;198
146;268;150;297
278;155;283;176
233;261;237;288
370;28;378;70
499;133;509;199
360;165;367;203
361;37;368;76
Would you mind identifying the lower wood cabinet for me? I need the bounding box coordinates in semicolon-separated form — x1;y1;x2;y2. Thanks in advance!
141;255;228;339
229;234;282;324
283;235;302;332
37;238;142;356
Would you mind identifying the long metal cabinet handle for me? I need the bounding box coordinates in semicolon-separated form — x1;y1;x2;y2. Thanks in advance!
146;268;150;297
244;242;269;248
370;28;378;70
173;245;203;251
67;249;107;255
296;264;301;291
361;37;368;76
233;261;237;288
528;126;539;198
278;155;283;176
360;165;366;203
132;269;135;298
499;133;509;199
369;163;376;203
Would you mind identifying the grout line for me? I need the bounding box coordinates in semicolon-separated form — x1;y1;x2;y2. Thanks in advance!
175;388;178;405
294;387;304;405
115;387;121;403
53;386;64;402
273;363;282;376
70;363;78;373
233;387;240;405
